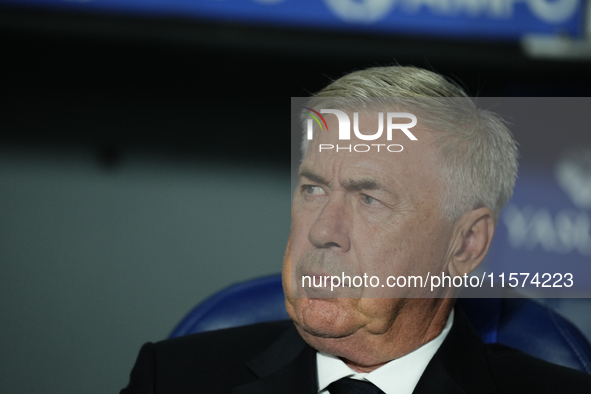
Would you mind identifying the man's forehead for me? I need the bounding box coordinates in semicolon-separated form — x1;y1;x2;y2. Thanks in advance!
302;132;418;179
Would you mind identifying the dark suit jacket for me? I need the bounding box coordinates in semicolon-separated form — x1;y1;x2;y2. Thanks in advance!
120;307;591;393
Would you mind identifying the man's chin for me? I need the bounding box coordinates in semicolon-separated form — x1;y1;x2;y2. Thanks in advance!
289;298;363;339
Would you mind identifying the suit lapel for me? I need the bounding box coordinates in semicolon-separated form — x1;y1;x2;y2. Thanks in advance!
413;306;497;394
233;323;318;394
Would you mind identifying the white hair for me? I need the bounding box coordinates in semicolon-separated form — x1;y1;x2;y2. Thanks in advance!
300;66;518;224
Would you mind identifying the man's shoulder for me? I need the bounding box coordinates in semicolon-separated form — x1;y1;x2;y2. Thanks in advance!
429;307;591;394
121;320;297;394
484;343;591;392
154;319;294;362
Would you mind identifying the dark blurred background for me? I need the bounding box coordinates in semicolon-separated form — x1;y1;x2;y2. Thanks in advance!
1;1;591;393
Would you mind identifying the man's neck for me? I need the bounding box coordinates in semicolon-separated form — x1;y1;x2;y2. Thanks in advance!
316;309;456;394
343;302;453;373
299;298;455;373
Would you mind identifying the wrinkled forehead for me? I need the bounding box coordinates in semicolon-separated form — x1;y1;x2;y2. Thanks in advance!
302;111;441;188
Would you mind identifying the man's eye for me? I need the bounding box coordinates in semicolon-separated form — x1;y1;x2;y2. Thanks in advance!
361;194;377;205
303;185;324;195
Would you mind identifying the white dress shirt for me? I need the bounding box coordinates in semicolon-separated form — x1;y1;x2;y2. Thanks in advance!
317;309;454;394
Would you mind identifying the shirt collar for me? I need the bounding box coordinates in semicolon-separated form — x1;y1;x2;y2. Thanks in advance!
316;309;454;394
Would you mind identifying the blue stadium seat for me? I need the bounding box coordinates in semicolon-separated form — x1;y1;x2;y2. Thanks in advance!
170;274;591;374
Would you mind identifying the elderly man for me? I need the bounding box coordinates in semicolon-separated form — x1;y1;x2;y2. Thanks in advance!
121;66;591;394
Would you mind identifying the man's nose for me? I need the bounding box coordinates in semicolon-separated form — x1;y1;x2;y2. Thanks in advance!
308;195;351;252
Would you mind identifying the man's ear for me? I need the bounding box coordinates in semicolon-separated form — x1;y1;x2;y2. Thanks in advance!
448;207;495;277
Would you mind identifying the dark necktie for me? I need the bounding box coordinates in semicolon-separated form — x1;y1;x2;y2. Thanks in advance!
327;378;386;394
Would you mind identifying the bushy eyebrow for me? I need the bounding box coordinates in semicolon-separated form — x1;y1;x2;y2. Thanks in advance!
341;178;382;191
299;168;330;186
299;167;399;199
